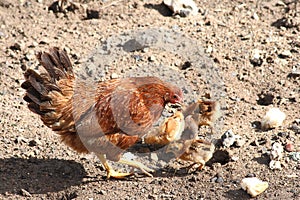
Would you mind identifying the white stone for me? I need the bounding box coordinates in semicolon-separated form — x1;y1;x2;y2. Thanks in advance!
241;177;269;197
163;0;198;17
261;108;286;130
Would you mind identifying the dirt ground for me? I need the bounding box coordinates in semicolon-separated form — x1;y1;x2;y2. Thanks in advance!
0;0;300;199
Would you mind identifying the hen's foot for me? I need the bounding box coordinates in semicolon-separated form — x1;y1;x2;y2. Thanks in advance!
106;169;134;179
118;158;154;177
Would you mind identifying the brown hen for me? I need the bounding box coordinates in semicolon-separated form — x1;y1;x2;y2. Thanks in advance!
21;47;183;178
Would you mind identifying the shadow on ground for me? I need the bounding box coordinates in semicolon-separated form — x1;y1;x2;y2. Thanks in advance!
144;3;173;17
224;189;251;200
0;157;87;195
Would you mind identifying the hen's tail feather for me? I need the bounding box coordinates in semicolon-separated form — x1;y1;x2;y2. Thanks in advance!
36;47;74;81
22;48;89;153
21;48;74;132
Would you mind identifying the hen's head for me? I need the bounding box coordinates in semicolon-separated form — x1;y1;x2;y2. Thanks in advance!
164;87;184;104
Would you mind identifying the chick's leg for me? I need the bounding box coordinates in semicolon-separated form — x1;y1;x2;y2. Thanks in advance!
96;154;133;179
118;158;154;177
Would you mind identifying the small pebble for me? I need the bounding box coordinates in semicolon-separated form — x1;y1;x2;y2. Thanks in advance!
285;142;294;152
28;139;41;147
111;73;119;79
246;173;256;178
206;45;213;54
148;55;156;62
163;0;199;17
241;177;268;197
270;142;284;160
235;135;246;147
14;136;28;144
99;190;106;195
221;129;236;147
216;176;224;183
278;132;288;137
0;31;6;38
221;129;244;147
188;176;197;182
211;177;218;183
279;50;292;58
269;160;282;170
11;41;25;51
261;108;286;130
150;153;158;161
289;152;300;162
290;124;300;134
25;50;36;60
252;12;259;20
231;156;239;161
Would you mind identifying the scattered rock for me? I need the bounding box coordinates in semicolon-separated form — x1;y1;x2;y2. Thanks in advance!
206;45;213;54
86;9;100;19
241;177;268;197
0;31;6;38
285;142;294;152
221;129;245;147
216;176;224;183
211;174;223;183
288;66;300;78
179;61;192;70
290;124;300;134
261;108;286;130
99;190;107;195
269;142;284;170
271;17;299;29
278;132;288;138
250;49;263;66
279;50;292;58
10;41;25;51
246;173;256;178
235;135;246;147
148;55;156;62
39;39;49;44
231;155;239;161
210;176;217;182
289;152;300;162
28;139;42;147
150;153;158;161
25;50;36;60
269;160;282;170
163;0;198;17
14;136;28;144
257;92;274;106
221;129;235;147
252;12;259;20
111;73;119;79
270;142;284;160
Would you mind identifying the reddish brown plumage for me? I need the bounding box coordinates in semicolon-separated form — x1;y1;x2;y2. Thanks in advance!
21;47;183;161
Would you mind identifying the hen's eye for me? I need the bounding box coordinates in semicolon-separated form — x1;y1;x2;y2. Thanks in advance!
173;95;178;99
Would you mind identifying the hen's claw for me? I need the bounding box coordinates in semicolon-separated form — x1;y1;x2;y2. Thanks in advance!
106;169;134;179
119;158;154;177
96;153;154;179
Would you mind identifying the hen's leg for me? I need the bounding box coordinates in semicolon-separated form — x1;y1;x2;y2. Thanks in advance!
118;158;154;177
96;154;133;179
